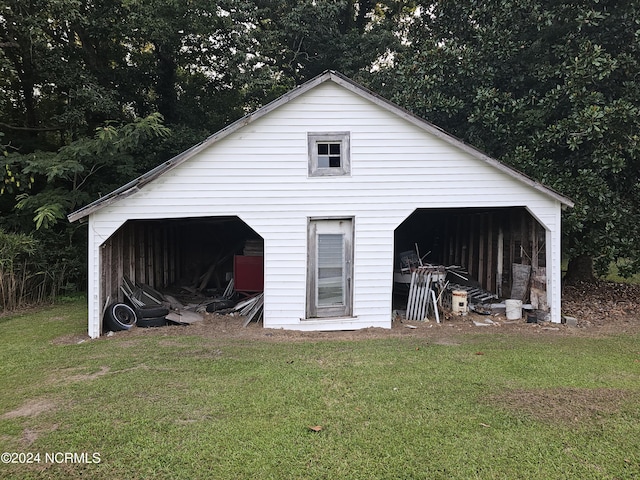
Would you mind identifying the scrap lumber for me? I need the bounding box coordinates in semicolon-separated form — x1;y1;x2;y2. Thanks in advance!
447;283;498;304
121;275;163;306
139;283;163;305
234;293;264;326
120;285;145;308
222;278;234;299
166;311;203;325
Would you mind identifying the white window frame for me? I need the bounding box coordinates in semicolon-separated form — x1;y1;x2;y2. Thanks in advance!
307;218;354;318
308;132;351;177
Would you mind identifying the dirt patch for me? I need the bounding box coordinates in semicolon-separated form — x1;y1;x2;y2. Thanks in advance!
1;399;56;420
66;366;110;382
488;387;638;424
21;424;59;446
22;428;39;444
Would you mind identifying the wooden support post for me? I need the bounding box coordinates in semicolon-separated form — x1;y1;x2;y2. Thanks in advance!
448;221;455;265
146;224;153;286
103;240;112;304
128;224;135;282
154;227;161;288
163;226;169;288
531;216;539;270
468;215;476;278
478;216;485;289
497;226;504;298
486;215;493;292
116;231;123;301
137;224;146;285
454;215;462;266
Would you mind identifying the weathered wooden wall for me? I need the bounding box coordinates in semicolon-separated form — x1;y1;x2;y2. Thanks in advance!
439;207;546;299
100;218;261;306
101;221;180;305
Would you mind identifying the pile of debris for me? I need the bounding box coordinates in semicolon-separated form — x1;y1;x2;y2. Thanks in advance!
103;275;264;333
398;259;545;324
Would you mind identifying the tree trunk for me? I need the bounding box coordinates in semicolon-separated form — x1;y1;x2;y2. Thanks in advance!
564;255;596;284
155;43;178;125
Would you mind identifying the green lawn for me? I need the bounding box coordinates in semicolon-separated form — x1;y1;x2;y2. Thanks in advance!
1;299;639;479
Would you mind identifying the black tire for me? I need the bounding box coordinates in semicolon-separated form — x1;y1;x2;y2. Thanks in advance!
136;305;169;318
136;316;167;328
104;303;137;331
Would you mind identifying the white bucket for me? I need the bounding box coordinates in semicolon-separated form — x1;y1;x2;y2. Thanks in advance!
505;299;523;320
452;290;468;315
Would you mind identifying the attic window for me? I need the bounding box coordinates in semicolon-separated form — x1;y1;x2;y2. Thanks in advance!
308;132;350;177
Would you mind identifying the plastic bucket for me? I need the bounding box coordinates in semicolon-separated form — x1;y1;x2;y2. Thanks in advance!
452;290;468;315
505;299;523;320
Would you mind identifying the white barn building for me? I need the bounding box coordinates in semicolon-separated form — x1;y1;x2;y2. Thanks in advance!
68;71;573;338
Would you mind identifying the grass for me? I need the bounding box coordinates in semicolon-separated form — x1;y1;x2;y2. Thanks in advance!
602;261;640;284
1;299;639;479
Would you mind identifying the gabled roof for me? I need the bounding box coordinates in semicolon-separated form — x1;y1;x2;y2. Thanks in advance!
68;71;573;223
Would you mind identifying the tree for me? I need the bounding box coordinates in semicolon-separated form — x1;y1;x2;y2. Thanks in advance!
374;0;640;282
238;1;411;84
0;0;252;303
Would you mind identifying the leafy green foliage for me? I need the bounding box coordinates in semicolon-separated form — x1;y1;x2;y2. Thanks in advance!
5;113;171;231
375;0;640;279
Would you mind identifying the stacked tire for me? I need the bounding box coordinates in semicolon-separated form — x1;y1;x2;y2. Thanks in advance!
135;304;169;328
103;302;169;332
104;303;137;331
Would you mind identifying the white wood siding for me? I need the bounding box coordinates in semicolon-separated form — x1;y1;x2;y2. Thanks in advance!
86;81;563;335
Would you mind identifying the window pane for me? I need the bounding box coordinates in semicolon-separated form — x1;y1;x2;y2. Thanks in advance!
329;156;341;168
329;143;341;155
317;234;344;306
318;155;330;168
317;143;329;155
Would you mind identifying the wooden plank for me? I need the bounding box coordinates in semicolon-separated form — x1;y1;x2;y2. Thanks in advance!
116;231;124;302
146;223;153;287
468;214;476;278
154;226;162;288
137;224;145;285
530;267;547;310
520;213;526;264
163;226;169;287
511;263;531;301
448;220;454;265
454;215;462;266
478;215;485;290
509;210;517;282
486;215;493;292
104;239;112;305
531;216;538;270
128;223;136;281
497;227;504;298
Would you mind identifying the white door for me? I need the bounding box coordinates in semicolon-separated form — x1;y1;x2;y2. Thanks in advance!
307;218;353;318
